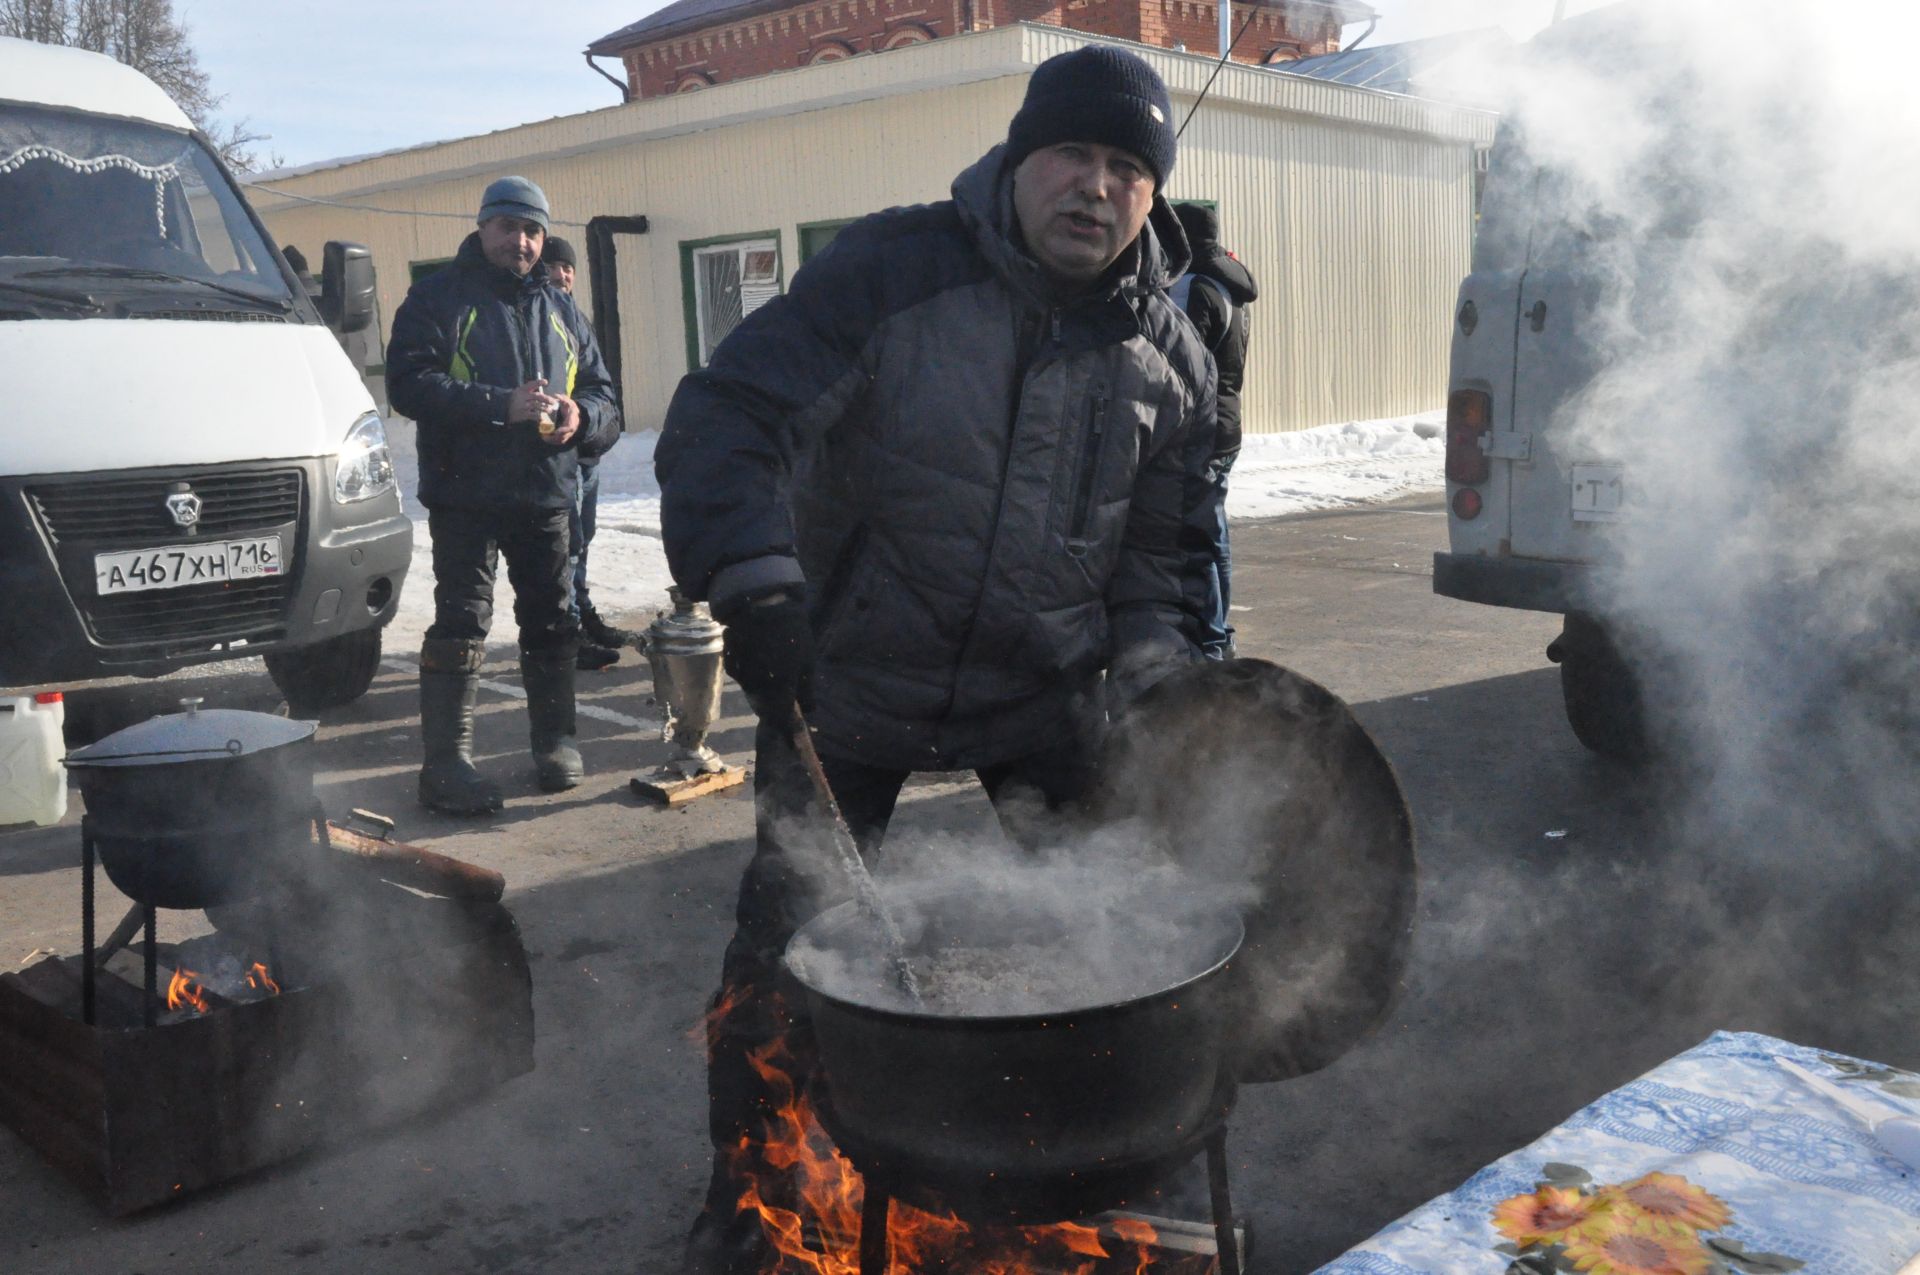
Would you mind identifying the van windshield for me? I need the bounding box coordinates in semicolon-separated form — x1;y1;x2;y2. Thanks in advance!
0;103;296;315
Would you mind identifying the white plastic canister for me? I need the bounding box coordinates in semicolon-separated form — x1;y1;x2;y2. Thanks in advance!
0;693;68;827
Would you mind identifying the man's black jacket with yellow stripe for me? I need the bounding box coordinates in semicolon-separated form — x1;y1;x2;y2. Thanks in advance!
386;232;620;512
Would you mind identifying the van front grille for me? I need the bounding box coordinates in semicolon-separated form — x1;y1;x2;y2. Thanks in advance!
84;577;291;646
22;467;304;651
28;470;303;545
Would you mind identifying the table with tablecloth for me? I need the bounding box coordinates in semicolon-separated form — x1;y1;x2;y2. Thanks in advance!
1319;1031;1920;1274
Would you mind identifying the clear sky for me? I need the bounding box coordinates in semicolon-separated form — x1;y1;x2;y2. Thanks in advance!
181;0;1596;169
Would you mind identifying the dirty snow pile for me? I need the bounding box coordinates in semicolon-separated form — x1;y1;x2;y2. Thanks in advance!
383;412;1443;648
1226;411;1445;520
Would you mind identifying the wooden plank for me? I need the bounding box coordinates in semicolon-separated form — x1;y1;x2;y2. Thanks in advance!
630;766;747;805
322;821;506;902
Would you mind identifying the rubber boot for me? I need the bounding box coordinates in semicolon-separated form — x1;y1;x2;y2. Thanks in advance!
683;1153;771;1275
582;604;644;650
521;647;585;791
418;639;504;815
575;639;621;672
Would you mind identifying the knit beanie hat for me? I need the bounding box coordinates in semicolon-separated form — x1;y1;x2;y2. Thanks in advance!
1005;46;1177;188
478;175;550;231
541;236;577;269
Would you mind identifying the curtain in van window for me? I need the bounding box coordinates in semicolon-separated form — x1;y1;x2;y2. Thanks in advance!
0;105;194;254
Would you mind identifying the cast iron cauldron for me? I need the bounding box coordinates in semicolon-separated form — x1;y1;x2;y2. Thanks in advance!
785;881;1243;1218
64;702;318;909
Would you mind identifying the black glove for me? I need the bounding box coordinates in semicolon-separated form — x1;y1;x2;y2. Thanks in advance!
720;590;815;723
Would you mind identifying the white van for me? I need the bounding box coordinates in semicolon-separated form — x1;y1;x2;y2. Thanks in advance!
1431;10;1665;761
0;37;410;710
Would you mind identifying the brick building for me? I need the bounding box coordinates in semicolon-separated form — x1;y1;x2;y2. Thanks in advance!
588;0;1373;101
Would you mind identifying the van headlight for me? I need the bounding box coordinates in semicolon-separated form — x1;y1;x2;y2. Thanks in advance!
334;412;396;503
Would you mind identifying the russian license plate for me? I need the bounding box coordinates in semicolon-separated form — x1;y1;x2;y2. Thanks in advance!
1571;464;1625;523
95;536;283;596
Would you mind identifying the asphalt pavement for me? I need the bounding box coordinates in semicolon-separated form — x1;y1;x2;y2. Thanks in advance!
2;492;1911;1274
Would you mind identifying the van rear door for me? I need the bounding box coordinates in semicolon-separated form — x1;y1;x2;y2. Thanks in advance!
1504;261;1613;565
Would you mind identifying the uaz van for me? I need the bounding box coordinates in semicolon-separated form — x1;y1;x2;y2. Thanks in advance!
0;36;409;709
1431;8;1674;761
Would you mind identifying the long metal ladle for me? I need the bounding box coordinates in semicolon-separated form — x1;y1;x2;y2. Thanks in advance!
787;704;924;1005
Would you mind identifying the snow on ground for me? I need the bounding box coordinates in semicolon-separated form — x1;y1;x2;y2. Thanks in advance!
1226;411;1446;520
382;411;1444;653
383;424;671;655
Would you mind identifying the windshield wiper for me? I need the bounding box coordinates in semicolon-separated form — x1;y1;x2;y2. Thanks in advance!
0;278;103;314
20;265;292;312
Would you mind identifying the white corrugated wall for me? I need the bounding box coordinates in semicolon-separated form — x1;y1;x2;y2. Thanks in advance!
252;23;1491;435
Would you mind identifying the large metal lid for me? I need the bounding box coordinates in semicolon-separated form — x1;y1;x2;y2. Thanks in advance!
1093;659;1418;1085
64;700;315;768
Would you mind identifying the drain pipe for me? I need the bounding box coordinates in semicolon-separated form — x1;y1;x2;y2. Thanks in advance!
585;52;630;100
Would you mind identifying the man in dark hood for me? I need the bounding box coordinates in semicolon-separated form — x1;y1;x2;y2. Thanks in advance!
1173;200;1259;658
657;43;1218;1272
539;233;637;672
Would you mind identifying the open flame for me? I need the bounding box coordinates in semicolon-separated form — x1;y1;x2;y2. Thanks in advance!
727;1032;1167;1274
166;967;211;1015
164;960;281;1016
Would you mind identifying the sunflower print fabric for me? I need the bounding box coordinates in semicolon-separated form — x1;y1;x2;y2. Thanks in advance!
1318;1033;1920;1275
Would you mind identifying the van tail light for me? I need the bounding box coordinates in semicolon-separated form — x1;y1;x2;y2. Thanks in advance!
1446;389;1493;485
33;692;62;705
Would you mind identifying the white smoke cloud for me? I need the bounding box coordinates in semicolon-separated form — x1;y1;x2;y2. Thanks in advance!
1461;0;1920;971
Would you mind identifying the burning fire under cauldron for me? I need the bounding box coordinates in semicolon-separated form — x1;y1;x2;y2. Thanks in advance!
713;659;1418;1274
0;699;534;1214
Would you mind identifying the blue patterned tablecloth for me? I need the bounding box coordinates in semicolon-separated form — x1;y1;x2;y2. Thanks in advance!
1318;1032;1920;1275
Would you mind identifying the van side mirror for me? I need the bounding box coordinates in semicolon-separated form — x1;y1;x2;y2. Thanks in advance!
320;242;375;334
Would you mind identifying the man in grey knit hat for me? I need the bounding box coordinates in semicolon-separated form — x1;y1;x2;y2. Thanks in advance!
386;176;621;812
661;44;1217;1271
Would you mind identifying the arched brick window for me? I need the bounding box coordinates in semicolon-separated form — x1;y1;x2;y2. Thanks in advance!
674;70;717;91
805;39;858;63
1261;44;1302;64
881;23;934;49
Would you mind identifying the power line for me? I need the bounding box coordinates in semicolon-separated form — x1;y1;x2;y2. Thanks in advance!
236;179;591;230
1176;1;1263;140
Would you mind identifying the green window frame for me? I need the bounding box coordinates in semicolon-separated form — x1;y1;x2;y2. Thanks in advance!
681;231;784;370
409;256;455;285
798;218;858;263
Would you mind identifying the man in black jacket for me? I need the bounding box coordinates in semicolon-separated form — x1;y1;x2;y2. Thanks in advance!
540;233;639;671
1172;201;1258;658
659;46;1216;1271
386;177;620;813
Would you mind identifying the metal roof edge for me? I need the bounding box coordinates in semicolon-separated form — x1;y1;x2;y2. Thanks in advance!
590;0;1377;56
250;22;1492;208
1015;26;1498;145
250;25;1038;202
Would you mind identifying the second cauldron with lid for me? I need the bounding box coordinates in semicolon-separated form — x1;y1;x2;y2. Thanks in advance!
64;699;319;909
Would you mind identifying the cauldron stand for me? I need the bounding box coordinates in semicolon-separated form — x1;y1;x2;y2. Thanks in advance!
815;1083;1244;1275
78;804;316;1029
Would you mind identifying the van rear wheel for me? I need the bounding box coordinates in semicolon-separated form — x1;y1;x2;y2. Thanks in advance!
265;628;382;713
1552;614;1652;764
